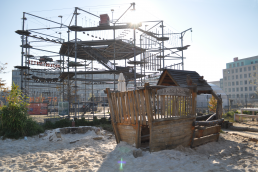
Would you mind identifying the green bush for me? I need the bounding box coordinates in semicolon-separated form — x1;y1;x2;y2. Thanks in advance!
222;110;235;123
41;116;111;130
55;118;71;128
43;120;55;130
234;110;239;114
98;124;113;132
25;118;44;136
0;84;43;139
243;110;252;115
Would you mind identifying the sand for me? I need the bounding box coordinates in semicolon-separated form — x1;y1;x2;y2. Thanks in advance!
0;127;258;172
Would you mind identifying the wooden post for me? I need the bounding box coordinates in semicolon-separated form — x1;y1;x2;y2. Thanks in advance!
106;88;120;144
144;83;153;151
211;91;222;119
191;85;197;116
120;92;128;123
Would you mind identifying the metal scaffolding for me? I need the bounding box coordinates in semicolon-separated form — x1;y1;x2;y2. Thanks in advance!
15;3;192;119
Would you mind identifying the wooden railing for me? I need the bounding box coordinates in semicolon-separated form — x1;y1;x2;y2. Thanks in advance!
106;89;149;125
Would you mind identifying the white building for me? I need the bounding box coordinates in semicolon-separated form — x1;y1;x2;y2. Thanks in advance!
221;56;258;106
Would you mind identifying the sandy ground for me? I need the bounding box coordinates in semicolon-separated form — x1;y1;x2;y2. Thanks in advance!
233;121;258;129
0;126;258;172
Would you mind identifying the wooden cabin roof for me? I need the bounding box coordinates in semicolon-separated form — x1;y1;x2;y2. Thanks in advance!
157;69;213;94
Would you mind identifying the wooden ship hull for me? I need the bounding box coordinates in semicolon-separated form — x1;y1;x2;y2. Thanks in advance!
106;70;223;152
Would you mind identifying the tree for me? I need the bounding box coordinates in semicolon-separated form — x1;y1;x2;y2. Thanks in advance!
208;95;217;113
0;62;8;106
88;93;96;102
0;62;7;74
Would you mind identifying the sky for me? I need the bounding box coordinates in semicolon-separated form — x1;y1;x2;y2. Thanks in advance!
0;0;258;88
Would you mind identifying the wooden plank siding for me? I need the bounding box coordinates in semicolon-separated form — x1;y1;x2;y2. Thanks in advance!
150;117;195;152
194;125;221;138
192;133;220;148
117;124;137;146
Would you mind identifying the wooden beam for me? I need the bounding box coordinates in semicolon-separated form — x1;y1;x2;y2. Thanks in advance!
192;133;219;147
196;114;213;121
106;88;120;144
194;125;221;138
144;83;153;151
194;118;224;126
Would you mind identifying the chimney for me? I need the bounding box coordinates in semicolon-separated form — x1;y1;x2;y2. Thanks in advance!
233;57;238;62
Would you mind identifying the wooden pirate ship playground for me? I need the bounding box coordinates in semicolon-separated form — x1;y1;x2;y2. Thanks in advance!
106;69;224;152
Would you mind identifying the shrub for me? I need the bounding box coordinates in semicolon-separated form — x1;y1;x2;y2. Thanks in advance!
0;84;43;139
222;110;235;123
234;110;239;114
55;118;71;128
243;110;252;115
25;118;44;136
43;120;55;130
41;116;111;130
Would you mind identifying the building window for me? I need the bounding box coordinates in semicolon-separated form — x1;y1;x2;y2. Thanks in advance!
254;86;257;91
245;94;248;98
241;94;243;98
228;82;231;86
228;94;231;98
232;69;234;74
229;64;232;68
224;76;227;80
236;81;239;85
253;66;256;70
249;73;252;78
237;63;240;67
241;62;244;66
232;82;235;86
251;61;254;64
237;94;239;98
245;80;247;85
240;81;243;85
244;74;247;78
249;80;252;84
244;67;247;71
240;74;242;79
240;68;242;72
249;87;252;91
233;64;235;67
241;87;243;91
232;88;235;92
225;88;227;92
235;69;238;73
254;79;257;84
245;87;248;91
254;72;256;77
232;75;234;80
227;70;230;74
229;88;231;92
248;66;251;71
236;88;239;91
228;76;230;80
236;75;238;79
